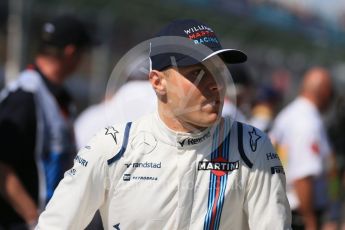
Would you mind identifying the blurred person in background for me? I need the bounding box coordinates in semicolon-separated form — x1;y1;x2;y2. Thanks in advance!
249;84;282;132
0;15;95;229
270;67;339;230
74;55;156;149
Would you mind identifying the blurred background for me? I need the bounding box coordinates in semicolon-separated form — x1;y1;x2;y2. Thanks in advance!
1;0;345;109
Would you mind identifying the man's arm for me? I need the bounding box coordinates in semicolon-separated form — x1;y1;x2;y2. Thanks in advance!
244;132;292;229
0;163;38;225
36;130;111;229
294;176;317;230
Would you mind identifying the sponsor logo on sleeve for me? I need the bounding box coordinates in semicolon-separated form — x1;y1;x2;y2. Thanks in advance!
84;145;91;150
271;166;285;175
248;128;261;152
105;126;119;144
266;152;280;161
74;155;88;167
67;168;77;176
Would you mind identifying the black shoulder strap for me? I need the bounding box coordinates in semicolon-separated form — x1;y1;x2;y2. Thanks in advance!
107;122;132;165
237;122;253;168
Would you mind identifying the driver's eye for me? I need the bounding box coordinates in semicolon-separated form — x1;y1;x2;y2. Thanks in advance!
192;69;202;76
187;69;204;80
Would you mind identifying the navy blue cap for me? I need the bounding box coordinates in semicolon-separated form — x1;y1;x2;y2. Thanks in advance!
150;19;247;71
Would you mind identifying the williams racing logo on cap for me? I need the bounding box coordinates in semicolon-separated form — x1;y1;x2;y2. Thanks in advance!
178;131;211;147
183;25;219;46
198;158;239;176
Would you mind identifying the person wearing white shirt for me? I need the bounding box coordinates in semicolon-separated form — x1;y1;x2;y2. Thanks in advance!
270;67;335;230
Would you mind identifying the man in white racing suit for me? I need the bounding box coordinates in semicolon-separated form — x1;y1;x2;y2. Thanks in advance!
37;19;291;230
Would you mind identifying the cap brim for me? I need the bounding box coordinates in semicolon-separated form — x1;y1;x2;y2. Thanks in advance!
202;49;247;63
150;49;247;71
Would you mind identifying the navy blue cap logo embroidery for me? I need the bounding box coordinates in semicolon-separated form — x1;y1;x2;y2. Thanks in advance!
248;128;261;152
105;126;119;144
183;25;219;46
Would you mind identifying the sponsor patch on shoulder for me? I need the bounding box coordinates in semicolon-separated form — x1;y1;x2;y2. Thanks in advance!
105;126;119;144
266;152;280;161
271;166;285;175
248;128;261;152
74;155;88;167
67;168;77;176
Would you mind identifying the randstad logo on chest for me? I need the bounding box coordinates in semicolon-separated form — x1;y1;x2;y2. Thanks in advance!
125;162;161;169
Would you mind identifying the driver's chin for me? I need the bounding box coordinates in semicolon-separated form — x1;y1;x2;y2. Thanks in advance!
187;111;220;129
174;104;222;130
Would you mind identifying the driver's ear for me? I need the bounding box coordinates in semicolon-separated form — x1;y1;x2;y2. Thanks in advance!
149;70;167;96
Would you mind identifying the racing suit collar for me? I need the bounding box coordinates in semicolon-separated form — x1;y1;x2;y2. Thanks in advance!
154;111;220;149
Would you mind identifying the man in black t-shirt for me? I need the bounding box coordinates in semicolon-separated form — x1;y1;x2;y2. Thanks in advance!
0;15;96;229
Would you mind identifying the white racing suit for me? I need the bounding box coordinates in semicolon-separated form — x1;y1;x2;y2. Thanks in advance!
37;113;291;230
